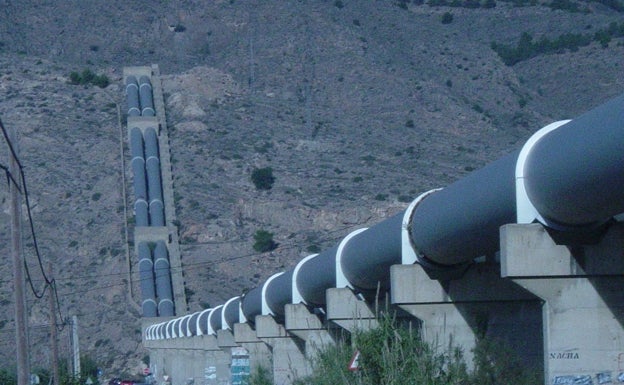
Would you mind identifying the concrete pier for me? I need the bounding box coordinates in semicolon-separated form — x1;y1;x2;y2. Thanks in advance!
145;334;231;385
391;262;543;367
326;288;378;332
255;315;310;385
501;223;624;385
233;322;272;377
285;304;335;359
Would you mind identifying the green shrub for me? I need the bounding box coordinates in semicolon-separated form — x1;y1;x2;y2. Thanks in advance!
68;68;110;88
548;0;582;12
306;244;321;253
92;74;110;88
69;71;82;85
491;21;624;66
253;229;278;252
251;167;275;190
374;193;388;201
249;366;273;385
294;312;539;385
0;369;16;385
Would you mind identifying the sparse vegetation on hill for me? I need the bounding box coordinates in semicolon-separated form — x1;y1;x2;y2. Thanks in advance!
492;21;624;65
68;68;110;88
1;0;623;377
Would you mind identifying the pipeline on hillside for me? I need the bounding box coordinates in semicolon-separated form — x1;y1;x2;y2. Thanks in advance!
146;92;624;340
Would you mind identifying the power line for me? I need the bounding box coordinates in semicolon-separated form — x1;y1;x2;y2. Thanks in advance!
0;162;21;192
2;220;365;293
0;117;66;330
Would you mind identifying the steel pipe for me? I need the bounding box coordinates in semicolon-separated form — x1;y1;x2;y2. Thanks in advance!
295;245;338;306
154;241;174;316
341;213;403;292
138;242;157;317
523;93;624;228
139;75;155;116
125;76;140;117
265;270;293;317
209;306;223;334
222;297;241;330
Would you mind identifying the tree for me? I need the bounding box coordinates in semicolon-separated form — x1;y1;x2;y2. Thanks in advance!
251;167;275;190
253;229;278;253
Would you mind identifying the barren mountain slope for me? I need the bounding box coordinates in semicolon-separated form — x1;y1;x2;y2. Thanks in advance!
0;0;623;377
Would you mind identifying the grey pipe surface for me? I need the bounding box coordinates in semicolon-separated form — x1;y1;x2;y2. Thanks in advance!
188;312;200;336
295;245;338;306
144;127;160;160
410;151;518;266
138;242;157;317
341;213;403;292
146;157;164;226
126;76;140;117
524;93;624;228
144;127;164;226
209;307;223;332
197;309;211;335
265;271;293;317
223;298;241;329
134;199;149;227
131;157;147;201
139;75;155;116
154;241;174;316
146;157;162;201
241;286;263;322
130;127;144;159
149;199;165;227
130;128;149;226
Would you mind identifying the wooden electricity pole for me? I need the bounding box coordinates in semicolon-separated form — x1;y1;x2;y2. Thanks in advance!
48;263;60;385
8;125;30;385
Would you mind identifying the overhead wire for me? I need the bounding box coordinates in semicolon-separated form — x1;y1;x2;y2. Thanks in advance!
0;116;67;330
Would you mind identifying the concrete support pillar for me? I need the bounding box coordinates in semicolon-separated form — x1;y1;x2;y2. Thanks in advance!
285;304;336;359
198;335;231;385
501;223;624;385
256;315;310;385
233;323;272;376
390;262;542;368
326;288;378;332
217;329;238;349
144;335;230;385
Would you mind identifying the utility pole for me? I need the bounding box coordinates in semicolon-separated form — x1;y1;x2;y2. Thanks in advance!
8;125;30;385
71;315;80;378
48;263;59;385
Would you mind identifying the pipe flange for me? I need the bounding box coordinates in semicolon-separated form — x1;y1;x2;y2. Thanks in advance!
335;228;368;289
402;188;442;265
516;120;570;226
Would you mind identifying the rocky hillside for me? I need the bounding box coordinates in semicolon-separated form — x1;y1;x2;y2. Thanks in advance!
0;0;623;378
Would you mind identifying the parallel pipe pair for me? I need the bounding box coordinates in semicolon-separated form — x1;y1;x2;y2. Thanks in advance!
129;127;165;227
138;241;175;317
125;75;155;117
